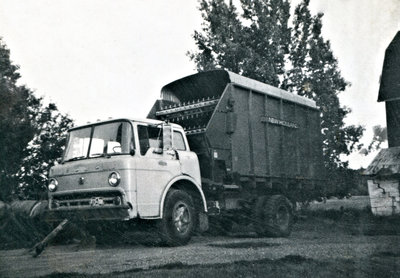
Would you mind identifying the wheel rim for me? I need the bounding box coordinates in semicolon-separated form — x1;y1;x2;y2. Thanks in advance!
276;205;289;228
172;201;191;234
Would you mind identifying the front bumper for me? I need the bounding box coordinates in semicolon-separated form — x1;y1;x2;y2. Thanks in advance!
47;189;132;222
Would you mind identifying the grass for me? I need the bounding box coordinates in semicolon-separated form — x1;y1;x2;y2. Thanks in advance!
3;207;400;250
298;208;400;236
3;208;400;278
208;242;281;249
37;254;400;278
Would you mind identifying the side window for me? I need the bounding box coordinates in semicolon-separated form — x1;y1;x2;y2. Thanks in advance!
173;131;186;151
138;125;163;155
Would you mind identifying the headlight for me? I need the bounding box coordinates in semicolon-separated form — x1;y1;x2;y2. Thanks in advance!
48;179;58;192
108;172;121;187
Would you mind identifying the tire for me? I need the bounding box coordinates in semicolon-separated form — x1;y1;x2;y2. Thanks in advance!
158;190;196;246
254;195;293;237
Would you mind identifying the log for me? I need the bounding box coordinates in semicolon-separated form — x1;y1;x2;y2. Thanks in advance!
29;219;69;258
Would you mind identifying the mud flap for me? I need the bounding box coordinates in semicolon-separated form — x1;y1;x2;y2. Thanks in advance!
198;212;209;233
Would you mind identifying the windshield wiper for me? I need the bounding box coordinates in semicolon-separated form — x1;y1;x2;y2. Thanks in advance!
64;156;86;162
90;153;111;158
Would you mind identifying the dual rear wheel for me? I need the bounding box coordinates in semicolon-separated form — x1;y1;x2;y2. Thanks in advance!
254;195;293;237
158;191;293;245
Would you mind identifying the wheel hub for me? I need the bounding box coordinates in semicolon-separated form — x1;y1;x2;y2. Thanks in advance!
173;202;191;233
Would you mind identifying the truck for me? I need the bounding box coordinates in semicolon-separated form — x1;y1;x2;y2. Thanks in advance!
46;70;325;246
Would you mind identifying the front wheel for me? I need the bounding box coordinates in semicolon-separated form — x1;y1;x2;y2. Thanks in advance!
158;190;195;246
254;195;293;237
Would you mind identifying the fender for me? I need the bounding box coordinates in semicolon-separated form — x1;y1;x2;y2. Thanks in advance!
159;175;207;218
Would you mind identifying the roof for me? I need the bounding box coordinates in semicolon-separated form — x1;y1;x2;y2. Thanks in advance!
378;31;400;102
69;118;181;131
161;70;317;109
364;147;400;176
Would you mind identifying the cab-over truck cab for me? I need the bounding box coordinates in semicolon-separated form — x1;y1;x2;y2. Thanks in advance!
47;118;207;246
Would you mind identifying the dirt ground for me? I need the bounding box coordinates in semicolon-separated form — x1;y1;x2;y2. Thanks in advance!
0;212;400;278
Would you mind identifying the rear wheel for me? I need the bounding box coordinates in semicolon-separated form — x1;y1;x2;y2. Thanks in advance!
158;190;195;246
254;195;292;237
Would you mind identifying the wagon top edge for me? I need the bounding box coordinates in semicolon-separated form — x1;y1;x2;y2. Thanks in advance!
160;70;317;110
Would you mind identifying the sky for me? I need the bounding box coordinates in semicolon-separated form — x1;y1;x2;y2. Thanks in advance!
0;0;399;169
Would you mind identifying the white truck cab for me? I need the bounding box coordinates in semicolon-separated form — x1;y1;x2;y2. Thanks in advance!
47;118;207;245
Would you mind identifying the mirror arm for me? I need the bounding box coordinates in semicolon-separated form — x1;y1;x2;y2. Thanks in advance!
129;141;135;156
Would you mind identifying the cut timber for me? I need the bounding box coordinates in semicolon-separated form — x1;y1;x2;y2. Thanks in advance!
29;219;69;257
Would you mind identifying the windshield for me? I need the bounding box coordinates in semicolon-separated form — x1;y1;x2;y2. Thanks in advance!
64;121;133;162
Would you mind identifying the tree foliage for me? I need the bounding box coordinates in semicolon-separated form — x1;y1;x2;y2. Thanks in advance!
188;0;364;168
359;125;387;155
0;38;73;201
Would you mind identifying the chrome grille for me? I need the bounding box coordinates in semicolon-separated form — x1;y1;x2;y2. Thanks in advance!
50;191;123;209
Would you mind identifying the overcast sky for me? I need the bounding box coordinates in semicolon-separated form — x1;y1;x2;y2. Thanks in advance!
0;0;399;168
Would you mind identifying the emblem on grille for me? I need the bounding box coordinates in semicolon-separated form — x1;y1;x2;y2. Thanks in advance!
79;177;85;185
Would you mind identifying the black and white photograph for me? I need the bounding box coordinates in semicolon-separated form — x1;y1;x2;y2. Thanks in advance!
0;0;400;277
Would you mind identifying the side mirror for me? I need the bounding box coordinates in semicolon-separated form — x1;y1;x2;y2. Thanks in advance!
163;123;173;150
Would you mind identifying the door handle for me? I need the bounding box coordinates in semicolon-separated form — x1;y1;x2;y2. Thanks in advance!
158;160;167;166
166;150;175;156
166;149;179;160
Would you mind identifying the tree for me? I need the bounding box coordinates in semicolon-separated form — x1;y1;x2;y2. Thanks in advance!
188;0;244;72
240;0;291;87
0;38;73;201
359;125;387;155
188;0;364;168
288;1;364;168
17;104;73;199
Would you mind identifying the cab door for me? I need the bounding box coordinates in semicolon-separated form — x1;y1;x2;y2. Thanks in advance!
134;123;180;217
173;129;201;184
